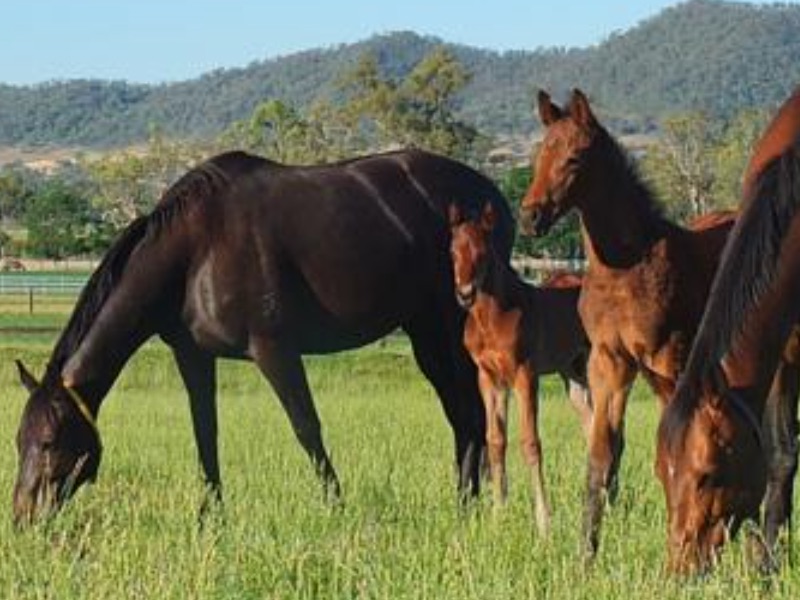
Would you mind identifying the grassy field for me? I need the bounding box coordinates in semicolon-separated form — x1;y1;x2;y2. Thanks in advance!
0;302;799;599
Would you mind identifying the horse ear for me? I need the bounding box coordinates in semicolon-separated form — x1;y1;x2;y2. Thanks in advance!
447;203;462;226
16;359;39;392
569;89;597;128
537;90;562;126
480;203;496;232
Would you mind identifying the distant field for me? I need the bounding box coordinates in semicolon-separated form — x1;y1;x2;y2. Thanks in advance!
1;305;799;599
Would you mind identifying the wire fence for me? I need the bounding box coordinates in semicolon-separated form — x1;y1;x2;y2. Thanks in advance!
0;272;88;314
0;257;587;315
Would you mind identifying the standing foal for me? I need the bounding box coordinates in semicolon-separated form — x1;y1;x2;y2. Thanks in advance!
449;203;591;533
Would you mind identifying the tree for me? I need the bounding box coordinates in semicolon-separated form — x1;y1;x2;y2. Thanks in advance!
641;107;770;222
84;130;202;230
0;168;32;222
24;182;98;259
641;112;717;220
398;47;481;160
331;48;487;163
219;99;333;164
712;107;769;206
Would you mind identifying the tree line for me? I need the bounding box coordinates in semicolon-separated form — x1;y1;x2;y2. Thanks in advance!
0;47;770;261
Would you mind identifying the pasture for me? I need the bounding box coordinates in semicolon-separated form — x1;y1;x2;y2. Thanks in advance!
1;298;799;599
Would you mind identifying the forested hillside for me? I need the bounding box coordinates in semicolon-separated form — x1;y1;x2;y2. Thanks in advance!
1;0;799;147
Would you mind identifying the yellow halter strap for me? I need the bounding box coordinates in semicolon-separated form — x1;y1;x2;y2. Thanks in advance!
63;384;100;440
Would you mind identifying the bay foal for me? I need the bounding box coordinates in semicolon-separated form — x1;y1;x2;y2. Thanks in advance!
449;203;591;533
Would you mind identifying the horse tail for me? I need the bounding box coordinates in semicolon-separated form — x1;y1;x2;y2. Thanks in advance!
662;134;800;450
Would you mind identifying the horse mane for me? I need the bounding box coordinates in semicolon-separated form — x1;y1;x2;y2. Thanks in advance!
661;135;800;449
594;124;666;230
45;154;238;378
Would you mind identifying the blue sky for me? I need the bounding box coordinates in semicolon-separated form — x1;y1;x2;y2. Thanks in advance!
0;0;792;85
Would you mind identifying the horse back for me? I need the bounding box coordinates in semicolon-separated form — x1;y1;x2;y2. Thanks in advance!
177;150;514;353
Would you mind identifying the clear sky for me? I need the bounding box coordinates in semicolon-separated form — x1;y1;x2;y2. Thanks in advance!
0;0;793;85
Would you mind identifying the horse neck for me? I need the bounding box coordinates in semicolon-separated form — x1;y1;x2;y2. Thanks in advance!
472;250;527;317
720;280;800;419
52;248;178;416
577;143;667;268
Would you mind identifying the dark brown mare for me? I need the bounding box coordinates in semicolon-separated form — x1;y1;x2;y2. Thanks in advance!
657;87;800;573
518;89;736;559
12;148;515;523
448;202;591;534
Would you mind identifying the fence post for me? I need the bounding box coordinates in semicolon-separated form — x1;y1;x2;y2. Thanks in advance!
28;286;34;315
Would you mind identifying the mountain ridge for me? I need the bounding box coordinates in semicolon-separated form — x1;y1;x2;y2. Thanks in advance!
1;0;799;148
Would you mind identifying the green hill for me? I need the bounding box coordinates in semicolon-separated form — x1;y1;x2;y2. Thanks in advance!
1;0;799;147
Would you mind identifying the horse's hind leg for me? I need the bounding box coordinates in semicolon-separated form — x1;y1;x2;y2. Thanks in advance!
562;374;592;441
404;318;484;502
762;355;800;563
517;368;549;535
172;343;222;511
251;338;341;502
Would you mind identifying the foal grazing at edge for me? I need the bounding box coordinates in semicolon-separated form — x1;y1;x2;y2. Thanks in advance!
448;203;591;533
518;89;736;559
658;87;800;573
11;149;516;524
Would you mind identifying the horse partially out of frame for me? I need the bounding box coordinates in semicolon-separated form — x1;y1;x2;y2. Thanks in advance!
12;148;515;524
657;87;800;573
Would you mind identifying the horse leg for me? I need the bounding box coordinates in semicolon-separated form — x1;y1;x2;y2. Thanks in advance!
404;318;484;502
478;368;508;511
762;356;800;562
172;343;222;510
517;367;549;535
563;374;592;441
584;346;636;560
250;338;341;502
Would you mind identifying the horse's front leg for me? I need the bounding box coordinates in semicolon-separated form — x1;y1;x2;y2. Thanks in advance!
172;344;222;513
516;366;549;535
478;368;508;511
584;345;636;560
762;352;800;563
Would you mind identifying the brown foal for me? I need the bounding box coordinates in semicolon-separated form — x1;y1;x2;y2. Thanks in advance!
449;203;591;533
519;89;735;557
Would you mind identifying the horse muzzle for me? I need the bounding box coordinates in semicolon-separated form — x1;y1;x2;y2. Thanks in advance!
456;285;477;309
519;205;554;237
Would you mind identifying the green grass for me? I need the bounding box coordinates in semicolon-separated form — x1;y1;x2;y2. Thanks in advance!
0;313;798;598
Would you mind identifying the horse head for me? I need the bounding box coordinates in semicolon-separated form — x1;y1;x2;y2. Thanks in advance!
448;203;496;309
655;368;766;574
520;89;602;236
13;360;102;525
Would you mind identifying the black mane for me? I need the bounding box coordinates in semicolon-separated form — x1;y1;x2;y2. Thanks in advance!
662;135;800;448
45;155;235;378
596;124;667;231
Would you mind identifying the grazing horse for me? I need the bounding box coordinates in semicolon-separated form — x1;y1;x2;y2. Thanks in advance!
448;202;591;534
11;148;515;524
518;89;736;559
657;87;800;573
